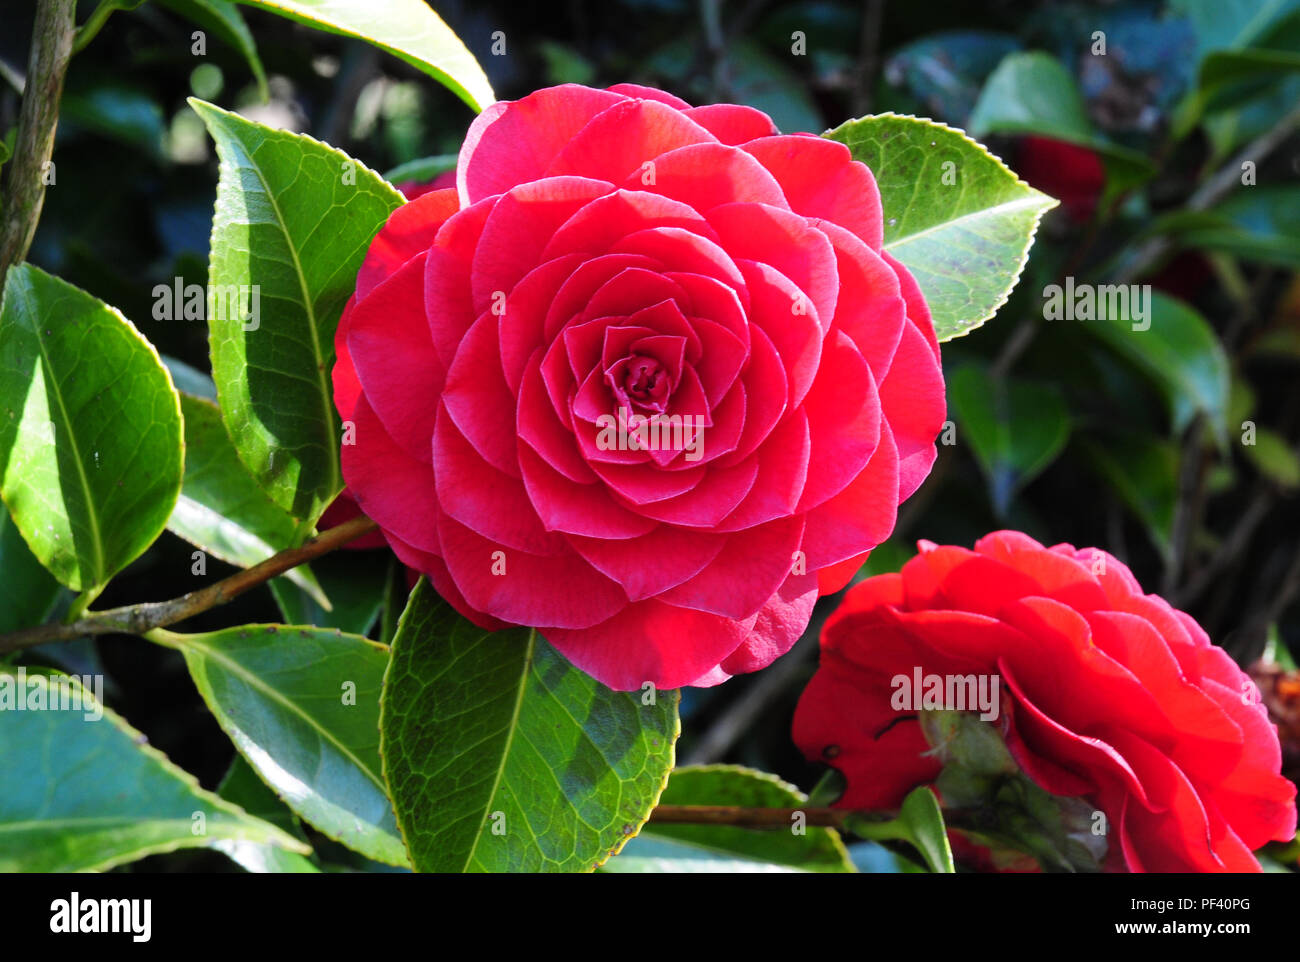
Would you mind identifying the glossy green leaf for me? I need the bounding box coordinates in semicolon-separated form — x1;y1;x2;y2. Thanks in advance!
0;264;183;592
270;550;390;635
150;623;407;866
0;501;61;633
169;394;327;604
824;114;1057;341
1084;291;1229;442
0;669;307;871
237;0;494;111
380;580;680;872
215;755;319;872
949;366;1070;515
192;98;403;527
1244;427;1300;489
967;51;1155;190
845;785;955;873
603;765;855;873
159;0;270;101
897;786;956;874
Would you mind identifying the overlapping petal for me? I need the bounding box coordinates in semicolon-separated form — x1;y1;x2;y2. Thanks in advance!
336;82;946;691
793;531;1298;872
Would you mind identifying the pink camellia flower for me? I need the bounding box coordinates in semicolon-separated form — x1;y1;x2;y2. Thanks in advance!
333;83;945;690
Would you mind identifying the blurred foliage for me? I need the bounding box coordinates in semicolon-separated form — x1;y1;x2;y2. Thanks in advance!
4;0;1299;870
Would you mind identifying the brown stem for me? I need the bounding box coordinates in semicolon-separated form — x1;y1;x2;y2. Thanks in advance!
649;805;858;829
1114;99;1300;285
0;0;76;284
853;0;885;118
0;516;378;654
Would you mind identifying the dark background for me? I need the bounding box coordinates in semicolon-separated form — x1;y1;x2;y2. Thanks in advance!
3;0;1297;870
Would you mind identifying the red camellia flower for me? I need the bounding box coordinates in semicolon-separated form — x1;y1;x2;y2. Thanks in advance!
793;531;1298;872
333;83;945;690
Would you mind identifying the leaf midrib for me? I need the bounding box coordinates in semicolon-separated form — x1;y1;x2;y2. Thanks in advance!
884;192;1053;253
462;628;536;871
22;283;106;587
187;637;387;797
223;117;340;500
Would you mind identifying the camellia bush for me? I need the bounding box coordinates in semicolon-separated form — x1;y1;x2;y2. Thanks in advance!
0;0;1297;877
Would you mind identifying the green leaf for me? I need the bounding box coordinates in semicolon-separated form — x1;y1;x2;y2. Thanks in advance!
237;0;494;112
61;84;165;159
0;669;307;871
380;580;680;872
845;785;955;873
270;550;390;634
603;765;855;873
0;501;61;633
1083;291;1230;443
150;624;407;866
158;0;270;102
1170;0;1300;131
949;366;1070;515
215;755;320;872
1171;0;1300;64
169;393;327;604
824;113;1057;341
192;98;403;527
1200;47;1300;108
897;786;956;874
0;264;184;592
1149;187;1300;269
967;51;1155;191
1244;427;1300;489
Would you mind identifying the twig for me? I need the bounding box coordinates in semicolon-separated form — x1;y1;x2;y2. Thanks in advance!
0;0;76;285
1163;413;1208;596
700;0;730;100
649;803;977;838
1174;482;1273;607
853;0;885;118
1114;99;1300;285
682;635;815;765
0;516;378;654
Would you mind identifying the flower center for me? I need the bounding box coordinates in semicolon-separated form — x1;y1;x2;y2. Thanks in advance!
625;355;665;401
614;353;671;412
